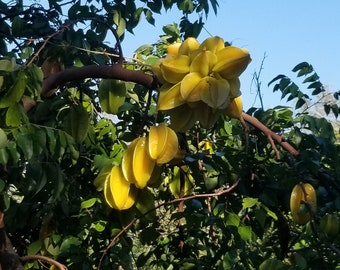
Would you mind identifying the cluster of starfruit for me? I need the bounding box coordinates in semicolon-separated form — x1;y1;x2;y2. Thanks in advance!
152;36;251;132
100;123;183;210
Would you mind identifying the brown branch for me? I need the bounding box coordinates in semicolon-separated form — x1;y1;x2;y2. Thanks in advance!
242;112;299;157
20;255;67;270
41;64;155;97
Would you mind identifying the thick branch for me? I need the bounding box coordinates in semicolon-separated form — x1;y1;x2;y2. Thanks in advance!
41;64;156;97
242;112;299;157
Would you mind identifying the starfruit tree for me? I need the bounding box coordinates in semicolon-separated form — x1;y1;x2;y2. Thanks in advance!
0;1;340;270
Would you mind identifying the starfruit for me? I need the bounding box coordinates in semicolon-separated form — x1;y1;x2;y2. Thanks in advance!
122;138;139;184
199;36;225;54
199;76;230;109
157;82;185;110
180;72;203;101
104;166;137;210
167;42;181;56
98;79;127;114
290;183;317;225
132;137;155;188
225;96;243;119
213;46;251;79
160;55;190;84
147;124;180;164
178;37;200;56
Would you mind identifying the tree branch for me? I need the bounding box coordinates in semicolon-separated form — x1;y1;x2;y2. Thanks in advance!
41;64;155;97
242;112;299;157
20;255;67;270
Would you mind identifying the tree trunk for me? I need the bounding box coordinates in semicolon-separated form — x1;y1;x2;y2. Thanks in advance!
0;209;24;270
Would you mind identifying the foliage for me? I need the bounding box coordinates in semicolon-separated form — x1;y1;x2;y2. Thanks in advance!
0;1;339;270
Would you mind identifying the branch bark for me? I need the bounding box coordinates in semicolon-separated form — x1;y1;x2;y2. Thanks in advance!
242;112;299;157
41;64;156;97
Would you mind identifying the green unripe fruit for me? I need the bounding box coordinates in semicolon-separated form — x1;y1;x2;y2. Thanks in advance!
98;79;127;114
320;213;339;237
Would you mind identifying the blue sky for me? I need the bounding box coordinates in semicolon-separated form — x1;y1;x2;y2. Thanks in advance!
122;1;340;111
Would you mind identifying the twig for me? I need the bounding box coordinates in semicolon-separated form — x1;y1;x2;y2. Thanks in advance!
20;255;67;270
251;53;267;110
27;16;124;66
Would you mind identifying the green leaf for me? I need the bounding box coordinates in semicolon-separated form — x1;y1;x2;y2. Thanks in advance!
0;179;5;192
12;16;25;36
113;10;126;37
0;148;8;165
27;240;42;255
7;141;19;164
90;220;107;232
144;8;155;25
237;226;252;241
261;205;278;221
81;198;97;209
268;74;286;87
0;70;27;108
0;58;15;71
60;236;82;253
6;103;28;126
178;0;194;13
46;128;56;155
16;132;33;160
259;258;289;270
93;165;111;192
292;62;313;77
295;98;306;109
242;197;258;209
331;104;339;118
225;212;240;227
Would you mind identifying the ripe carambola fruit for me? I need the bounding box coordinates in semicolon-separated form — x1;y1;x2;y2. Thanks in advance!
177;37;200;56
213;47;251;80
132;137;155;189
122;138;139;184
290;183;317;225
160;55;190;84
319;213;339;237
148;123;179;165
98;79;127;114
225;96;243;119
166;42;181;56
104;166;137;210
122;137;157;188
